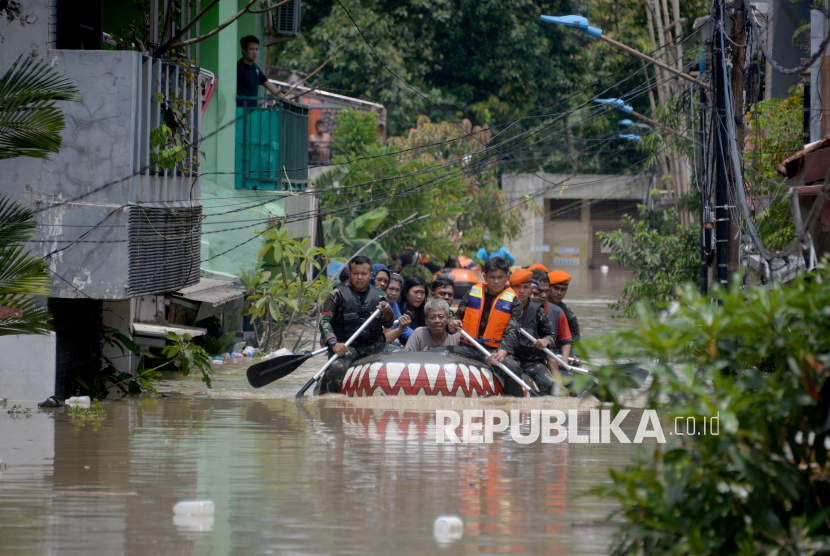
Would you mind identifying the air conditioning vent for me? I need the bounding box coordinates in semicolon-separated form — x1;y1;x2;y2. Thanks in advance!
128;206;202;297
272;0;301;36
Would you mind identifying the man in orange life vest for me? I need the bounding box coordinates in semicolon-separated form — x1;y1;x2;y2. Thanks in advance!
508;269;558;395
447;256;525;396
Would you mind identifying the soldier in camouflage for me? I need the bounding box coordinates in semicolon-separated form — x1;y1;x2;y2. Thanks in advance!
548;270;580;345
508;269;558;395
317;256;399;394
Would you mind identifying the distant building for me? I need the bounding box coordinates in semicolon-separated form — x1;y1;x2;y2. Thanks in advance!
501;172;651;290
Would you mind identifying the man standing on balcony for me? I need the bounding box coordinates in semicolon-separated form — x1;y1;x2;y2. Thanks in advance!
237;35;281;108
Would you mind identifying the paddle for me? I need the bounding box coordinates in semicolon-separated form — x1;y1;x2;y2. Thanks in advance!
518;328;591;375
246;346;329;388
295;308;390;398
457;329;544;397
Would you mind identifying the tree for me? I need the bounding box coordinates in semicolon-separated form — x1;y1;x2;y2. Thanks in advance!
579;261;830;554
596;205;699;317
317;109;529;262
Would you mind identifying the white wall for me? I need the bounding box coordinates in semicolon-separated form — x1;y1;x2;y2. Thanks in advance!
0;332;56;401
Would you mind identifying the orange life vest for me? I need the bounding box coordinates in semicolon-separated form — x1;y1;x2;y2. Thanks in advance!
461;284;516;348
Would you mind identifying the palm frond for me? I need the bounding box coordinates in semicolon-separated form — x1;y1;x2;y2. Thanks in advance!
0;54;81;160
0;196;36;243
0;244;51;296
0;294;52;336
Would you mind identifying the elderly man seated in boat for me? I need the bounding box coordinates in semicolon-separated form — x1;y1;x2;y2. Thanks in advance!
404;299;460;351
317;255;399;394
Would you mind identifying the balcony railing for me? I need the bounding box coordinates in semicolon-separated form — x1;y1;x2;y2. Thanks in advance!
235;97;309;191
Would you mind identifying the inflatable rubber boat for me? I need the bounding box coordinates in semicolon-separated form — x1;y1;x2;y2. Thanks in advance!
340;350;507;397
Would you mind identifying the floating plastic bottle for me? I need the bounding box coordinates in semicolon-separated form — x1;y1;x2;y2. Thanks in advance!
433;515;464;544
173;500;215;516
65;396;91;408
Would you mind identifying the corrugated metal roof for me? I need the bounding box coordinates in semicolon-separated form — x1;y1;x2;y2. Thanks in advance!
173;278;245;307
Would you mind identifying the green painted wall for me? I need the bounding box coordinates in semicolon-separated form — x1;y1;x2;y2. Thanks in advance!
198;0;285;278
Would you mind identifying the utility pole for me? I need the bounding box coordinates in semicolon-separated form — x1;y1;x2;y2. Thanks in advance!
728;2;746;285
713;0;730;288
699;80;710;295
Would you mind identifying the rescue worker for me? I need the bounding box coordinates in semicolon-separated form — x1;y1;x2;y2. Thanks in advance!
508;269;558;395
447;257;525;396
534;269;573;368
528;263;548;273
548;270;580;343
318;256;399;394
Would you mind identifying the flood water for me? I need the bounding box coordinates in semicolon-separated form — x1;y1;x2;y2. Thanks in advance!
0;270;639;555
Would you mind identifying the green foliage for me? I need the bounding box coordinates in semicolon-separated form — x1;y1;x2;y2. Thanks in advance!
332;108;380;157
240;226;344;352
318;111;528;262
0;53;81;160
597;206;699;317
68;402;107;431
149;124;186;170
0;196;52;336
163;332;213;388
74;327;213;398
744;84;803;250
200;331;236;356
578;260;830;554
322;206;389;263
7;404;31;417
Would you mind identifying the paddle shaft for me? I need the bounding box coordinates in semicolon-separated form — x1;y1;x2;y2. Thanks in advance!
295;309;395;398
253;346;329;381
458;329;538;395
518;328;590;375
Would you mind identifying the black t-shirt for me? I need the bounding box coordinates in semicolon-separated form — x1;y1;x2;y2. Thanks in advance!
237;60;267;107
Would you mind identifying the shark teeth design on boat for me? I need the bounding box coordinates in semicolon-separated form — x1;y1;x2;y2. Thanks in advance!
442;364;458;394
384;362;405;389
355;364;369;389
342;368;354;389
368;362;383;389
468;365;482;391
458;364;471;391
407;363;421;388
481;367;496;391
424;364;440;392
348;364;363;389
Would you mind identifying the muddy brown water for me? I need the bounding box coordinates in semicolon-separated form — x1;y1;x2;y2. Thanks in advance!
0;270;641;555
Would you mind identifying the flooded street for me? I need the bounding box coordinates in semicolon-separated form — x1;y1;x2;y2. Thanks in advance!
1;270;638;555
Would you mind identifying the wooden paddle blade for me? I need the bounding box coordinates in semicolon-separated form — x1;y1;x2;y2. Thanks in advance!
246;352;312;388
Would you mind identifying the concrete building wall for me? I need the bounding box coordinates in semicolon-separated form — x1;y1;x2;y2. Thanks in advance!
0;50;146;298
0;333;57;401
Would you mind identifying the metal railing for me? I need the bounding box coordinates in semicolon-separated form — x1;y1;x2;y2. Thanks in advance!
131;55;206;206
235;97;309;191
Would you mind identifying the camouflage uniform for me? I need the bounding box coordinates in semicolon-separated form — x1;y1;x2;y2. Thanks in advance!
453;287;526;396
557;300;580;343
318;283;397;394
513;301;557;395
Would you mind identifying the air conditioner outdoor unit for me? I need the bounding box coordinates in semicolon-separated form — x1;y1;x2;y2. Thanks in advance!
272;0;301;36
